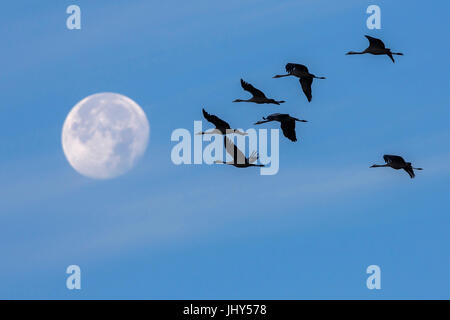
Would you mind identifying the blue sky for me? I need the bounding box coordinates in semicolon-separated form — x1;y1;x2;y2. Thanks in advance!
1;0;449;299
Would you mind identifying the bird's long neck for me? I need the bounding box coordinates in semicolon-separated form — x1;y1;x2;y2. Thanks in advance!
233;99;251;103
233;129;248;136
273;74;291;78
371;164;389;168
392;52;403;55
313;74;326;79
255;119;272;125
346;51;365;55
198;130;218;135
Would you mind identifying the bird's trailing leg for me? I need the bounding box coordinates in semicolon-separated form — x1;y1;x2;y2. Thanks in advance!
388;52;403;63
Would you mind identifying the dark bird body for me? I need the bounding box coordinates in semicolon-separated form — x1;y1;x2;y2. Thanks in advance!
346;35;403;63
234;79;285;105
254;113;307;142
370;155;423;178
273;63;325;102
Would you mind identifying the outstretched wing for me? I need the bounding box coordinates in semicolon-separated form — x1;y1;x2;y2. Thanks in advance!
224;137;247;164
240;79;266;98
365;35;386;49
299;77;313;102
286;63;308;74
403;165;415;179
280;119;297;142
202;108;230;130
383;154;406;165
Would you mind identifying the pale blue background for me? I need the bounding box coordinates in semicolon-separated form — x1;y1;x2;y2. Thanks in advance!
0;0;449;299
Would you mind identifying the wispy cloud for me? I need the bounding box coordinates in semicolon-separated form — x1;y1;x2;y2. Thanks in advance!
4;149;450;274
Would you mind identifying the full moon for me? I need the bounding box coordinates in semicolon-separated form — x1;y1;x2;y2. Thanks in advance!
62;93;150;179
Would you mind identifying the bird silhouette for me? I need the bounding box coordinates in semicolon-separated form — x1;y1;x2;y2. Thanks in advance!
346;35;403;63
214;137;264;168
197;108;247;136
370;155;423;178
233;79;285;105
254;113;307;142
273;63;325;102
